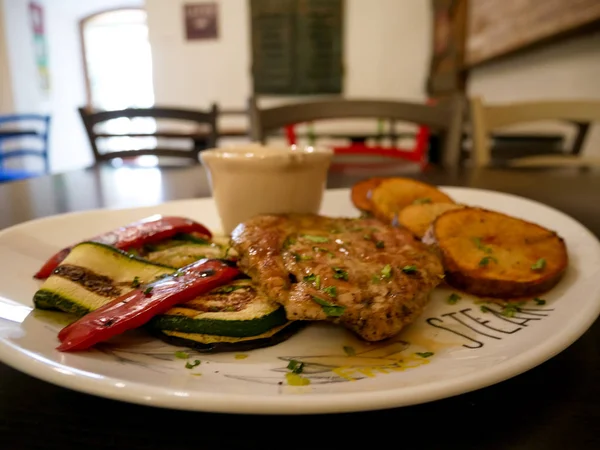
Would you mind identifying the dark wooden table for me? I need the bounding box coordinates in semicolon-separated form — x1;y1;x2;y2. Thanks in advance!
1;163;599;450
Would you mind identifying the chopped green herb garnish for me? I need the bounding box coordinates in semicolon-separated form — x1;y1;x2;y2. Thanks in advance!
416;352;434;358
287;359;304;374
343;346;356;356
185;360;201;369
143;286;153;296
311;296;346;316
413;198;432;205
473;237;493;254
381;264;393;279
283;236;297;249
304;273;317;283
323;286;337;297
375;241;385;249
302;235;329;243
174;351;189;359
534;297;546;306
531;258;546;271
313;247;334;257
363;234;373;241
501;303;520;317
402;265;418;274
131;276;141;288
333;267;349;281
480;305;490;313
330;229;342;234
479;256;498;267
213;285;246;294
293;253;313;261
349;227;364;232
447;293;461;304
315;275;321;289
372;275;381;284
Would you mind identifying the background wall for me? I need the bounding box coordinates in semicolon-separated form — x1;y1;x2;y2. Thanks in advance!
3;0;599;172
468;31;600;157
0;2;14;113
146;0;250;113
146;0;432;136
2;0;48;114
44;0;144;172
1;0;144;173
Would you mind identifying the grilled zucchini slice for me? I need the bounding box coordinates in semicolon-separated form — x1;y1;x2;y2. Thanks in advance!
149;278;290;339
33;242;175;316
150;278;299;352
33;241;295;352
155;321;303;353
132;232;230;268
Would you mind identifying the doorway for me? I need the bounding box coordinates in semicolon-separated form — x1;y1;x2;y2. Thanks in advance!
79;8;156;158
80;7;154;110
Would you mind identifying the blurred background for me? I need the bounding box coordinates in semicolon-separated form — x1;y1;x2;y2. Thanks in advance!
0;0;599;177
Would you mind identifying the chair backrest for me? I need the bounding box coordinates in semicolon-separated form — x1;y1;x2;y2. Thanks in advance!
0;114;51;174
248;96;466;167
470;97;600;167
78;105;219;164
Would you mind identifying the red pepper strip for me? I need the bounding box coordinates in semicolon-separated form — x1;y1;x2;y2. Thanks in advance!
34;215;212;280
56;259;239;352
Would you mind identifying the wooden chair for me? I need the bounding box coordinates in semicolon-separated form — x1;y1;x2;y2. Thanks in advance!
248;96;466;168
0;114;51;182
79;105;218;164
470;97;600;168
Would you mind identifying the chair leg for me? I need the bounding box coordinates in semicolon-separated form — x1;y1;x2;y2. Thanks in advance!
285;125;296;145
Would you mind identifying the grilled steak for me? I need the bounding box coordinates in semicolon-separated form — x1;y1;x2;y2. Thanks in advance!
231;214;444;341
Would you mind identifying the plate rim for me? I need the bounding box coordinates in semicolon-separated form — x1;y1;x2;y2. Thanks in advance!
1;186;599;414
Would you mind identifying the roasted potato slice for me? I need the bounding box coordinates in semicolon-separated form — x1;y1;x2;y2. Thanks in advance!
370;177;455;222
398;202;465;239
427;207;568;298
350;177;386;213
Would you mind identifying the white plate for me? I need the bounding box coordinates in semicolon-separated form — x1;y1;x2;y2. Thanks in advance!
0;187;599;414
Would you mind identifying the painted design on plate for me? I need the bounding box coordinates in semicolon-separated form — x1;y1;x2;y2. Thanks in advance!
426;301;555;349
60;328;435;386
24;295;556;388
225;338;432;386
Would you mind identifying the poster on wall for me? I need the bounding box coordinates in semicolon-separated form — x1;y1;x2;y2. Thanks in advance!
28;2;50;95
184;3;219;40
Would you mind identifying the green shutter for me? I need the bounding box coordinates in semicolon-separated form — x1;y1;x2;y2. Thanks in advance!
250;0;296;94
250;0;343;95
294;0;343;94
